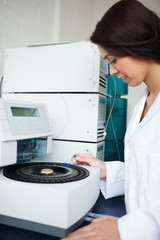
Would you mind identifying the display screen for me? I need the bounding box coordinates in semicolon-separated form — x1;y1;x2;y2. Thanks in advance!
11;107;40;117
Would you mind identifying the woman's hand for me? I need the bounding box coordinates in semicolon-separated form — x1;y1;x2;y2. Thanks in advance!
61;216;120;240
71;153;106;178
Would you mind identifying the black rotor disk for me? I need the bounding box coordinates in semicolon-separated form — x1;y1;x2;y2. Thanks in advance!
3;162;89;183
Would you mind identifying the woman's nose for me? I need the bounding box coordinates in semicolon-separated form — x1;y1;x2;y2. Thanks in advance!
109;64;118;75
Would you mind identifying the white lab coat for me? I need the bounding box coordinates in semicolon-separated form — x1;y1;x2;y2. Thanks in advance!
100;88;160;240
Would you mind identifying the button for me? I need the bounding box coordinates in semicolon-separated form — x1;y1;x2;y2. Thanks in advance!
63;163;71;166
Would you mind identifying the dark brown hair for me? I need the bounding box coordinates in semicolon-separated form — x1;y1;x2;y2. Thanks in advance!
90;0;160;63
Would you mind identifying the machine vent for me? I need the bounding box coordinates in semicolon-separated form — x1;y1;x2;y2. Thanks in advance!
99;76;107;89
97;128;105;139
97;144;104;161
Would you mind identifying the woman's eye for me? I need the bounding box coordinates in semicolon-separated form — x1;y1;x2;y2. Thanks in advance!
111;59;117;64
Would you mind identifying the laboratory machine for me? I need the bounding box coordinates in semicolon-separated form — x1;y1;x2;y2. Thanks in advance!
51;140;105;163
3;41;108;95
0;99;100;238
2;41;108;162
3;93;106;142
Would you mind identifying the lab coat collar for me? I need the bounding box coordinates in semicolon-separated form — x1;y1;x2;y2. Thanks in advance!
125;88;160;143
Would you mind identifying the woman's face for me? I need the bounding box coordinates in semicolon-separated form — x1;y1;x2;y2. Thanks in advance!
98;45;150;87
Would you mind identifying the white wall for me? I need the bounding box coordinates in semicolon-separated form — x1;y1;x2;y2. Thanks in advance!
0;0;60;79
59;0;93;42
59;0;160;41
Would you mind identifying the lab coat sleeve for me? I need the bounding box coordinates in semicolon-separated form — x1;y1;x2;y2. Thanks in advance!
118;208;160;240
118;150;160;240
100;161;125;199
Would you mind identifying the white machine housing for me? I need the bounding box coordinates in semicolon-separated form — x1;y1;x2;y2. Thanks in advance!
51;140;105;163
0;156;100;237
0;98;53;167
3;93;107;142
3;41;108;95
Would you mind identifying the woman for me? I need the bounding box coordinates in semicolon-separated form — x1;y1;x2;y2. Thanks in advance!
62;0;160;239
